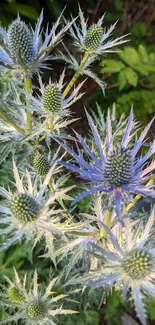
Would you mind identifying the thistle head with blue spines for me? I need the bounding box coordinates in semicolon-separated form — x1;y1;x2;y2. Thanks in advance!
0;9;74;76
57;108;155;223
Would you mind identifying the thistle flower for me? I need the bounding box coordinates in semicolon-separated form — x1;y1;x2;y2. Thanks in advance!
1;269;77;325
57;109;155;223
0;160;75;251
0;10;73;76
30;71;85;133
76;208;155;325
69;6;128;55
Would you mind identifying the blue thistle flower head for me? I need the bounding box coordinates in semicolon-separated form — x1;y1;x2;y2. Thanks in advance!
69;5;129;55
57;108;155;223
85;208;155;325
0;9;74;76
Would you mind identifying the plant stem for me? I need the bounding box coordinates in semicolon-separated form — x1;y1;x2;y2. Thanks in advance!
63;52;90;98
100;209;113;247
68;230;100;237
0;107;25;135
24;76;32;134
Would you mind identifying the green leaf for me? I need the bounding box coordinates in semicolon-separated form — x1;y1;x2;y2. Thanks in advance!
3;4;38;20
118;70;126;90
118;47;140;66
138;45;148;63
118;67;138;90
101;60;125;73
134;64;150;76
147;298;155;321
124;67;138;87
114;0;122;11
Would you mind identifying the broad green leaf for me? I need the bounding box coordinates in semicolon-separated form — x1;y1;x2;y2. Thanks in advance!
3;4;38;20
124;67;138;87
138;45;148;63
118;47;140;66
118;67;138;90
101;60;125;73
134;64;150;76
118;70;126;90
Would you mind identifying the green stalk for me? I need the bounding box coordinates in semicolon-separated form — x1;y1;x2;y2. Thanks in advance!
63;52;90;98
100;209;113;248
0;107;25;135
68;230;100;237
24;76;32;134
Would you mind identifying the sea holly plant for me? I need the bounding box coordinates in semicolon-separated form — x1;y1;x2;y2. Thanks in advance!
0;6;155;325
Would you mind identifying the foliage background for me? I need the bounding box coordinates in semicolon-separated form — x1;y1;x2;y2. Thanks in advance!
0;0;155;324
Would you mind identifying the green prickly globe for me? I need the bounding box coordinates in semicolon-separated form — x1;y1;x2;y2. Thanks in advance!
34;153;50;176
42;84;63;112
7;19;35;67
84;25;103;51
11;193;41;224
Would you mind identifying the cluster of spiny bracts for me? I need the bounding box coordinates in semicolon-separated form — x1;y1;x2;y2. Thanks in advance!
0;6;155;325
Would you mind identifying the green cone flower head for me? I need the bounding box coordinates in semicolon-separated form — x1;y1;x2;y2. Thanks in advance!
27;299;47;320
84;24;103;52
11;193;41;224
7;286;24;303
7;18;35;67
121;249;153;280
34;153;50;176
104;147;133;188
42;84;63;112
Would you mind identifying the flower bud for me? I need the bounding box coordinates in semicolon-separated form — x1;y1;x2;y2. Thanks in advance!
42;84;62;112
7;19;35;67
84;25;103;52
34;153;50;176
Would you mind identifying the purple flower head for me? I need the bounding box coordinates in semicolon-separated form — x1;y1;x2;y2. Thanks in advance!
57;109;155;223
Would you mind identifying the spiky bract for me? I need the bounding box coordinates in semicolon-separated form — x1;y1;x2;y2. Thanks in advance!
8;286;24;303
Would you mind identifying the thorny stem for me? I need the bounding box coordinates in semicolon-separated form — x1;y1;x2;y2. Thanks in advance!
0;107;25;135
63;52;90;98
24;76;32;134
